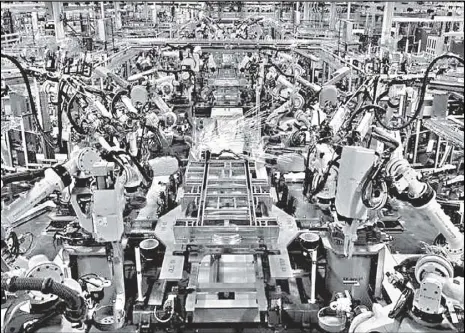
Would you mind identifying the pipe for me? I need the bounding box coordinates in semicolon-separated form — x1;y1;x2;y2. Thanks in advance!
128;68;158;82
309;249;317;304
295;76;321;93
94;66;131;90
111;242;125;329
276;75;294;89
134;247;144;302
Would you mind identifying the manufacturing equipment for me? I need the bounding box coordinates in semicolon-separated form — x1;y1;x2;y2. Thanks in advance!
1;2;464;333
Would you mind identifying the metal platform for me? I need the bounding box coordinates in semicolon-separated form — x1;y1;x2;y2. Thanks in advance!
423;118;464;149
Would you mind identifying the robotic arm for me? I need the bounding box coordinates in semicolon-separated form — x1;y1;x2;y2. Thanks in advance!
1;153;79;234
386;157;464;263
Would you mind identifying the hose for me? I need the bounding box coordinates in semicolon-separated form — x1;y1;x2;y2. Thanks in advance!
57;79;65;147
110;90;130;117
388;287;414;319
66;93;87;135
376;53;464;131
310;158;340;198
343;104;388;133
1;276;85;318
1;53;55;148
105;150;151;184
348;311;374;333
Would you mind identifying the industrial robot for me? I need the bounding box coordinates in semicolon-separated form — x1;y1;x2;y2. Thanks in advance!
317;137;463;333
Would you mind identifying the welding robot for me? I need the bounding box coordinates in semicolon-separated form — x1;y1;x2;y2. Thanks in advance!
1;142;144;332
324;128;464;333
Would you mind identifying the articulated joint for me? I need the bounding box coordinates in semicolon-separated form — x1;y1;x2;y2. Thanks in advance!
408;183;435;208
51;165;73;188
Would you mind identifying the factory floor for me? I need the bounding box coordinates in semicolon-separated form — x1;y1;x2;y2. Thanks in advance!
287;184;438;254
17;184;439;262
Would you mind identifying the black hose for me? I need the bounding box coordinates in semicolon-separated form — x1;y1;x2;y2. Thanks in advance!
1;276;85;315
66;94;87;135
6;232;19;258
388;288;414;319
111;90;129;117
372;75;380;102
1;53;55;148
57;80;66;148
310;158;340;198
377;53;464;131
376;89;400;109
105;150;151;184
344;104;386;130
266;63;294;80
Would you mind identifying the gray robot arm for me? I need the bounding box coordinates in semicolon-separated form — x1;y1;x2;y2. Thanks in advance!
1;157;78;234
386;157;464;263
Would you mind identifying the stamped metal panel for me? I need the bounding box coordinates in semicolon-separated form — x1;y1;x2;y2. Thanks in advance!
268;249;294;279
159;254;185;281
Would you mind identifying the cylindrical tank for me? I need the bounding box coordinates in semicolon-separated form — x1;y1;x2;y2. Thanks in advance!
139;238;160;261
299;232;320;254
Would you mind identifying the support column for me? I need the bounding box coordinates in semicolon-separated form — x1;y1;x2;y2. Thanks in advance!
381;2;395;45
143;2;149;20
303;2;310;22
52;2;65;41
405;23;410;52
1;133;13;167
434;138;442;169
98;2;106;42
348;69;353;91
152;3;158;25
294;2;301;27
365;12;369;34
20;118;29;167
347;3;351;20
115;2;123;29
329;3;337;31
31;12;38;36
371;10;376;37
413;120;421;164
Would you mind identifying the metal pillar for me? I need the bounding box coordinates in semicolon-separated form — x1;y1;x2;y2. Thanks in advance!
303;2;310;22
98;2;107;43
115;2;123;29
371;10;376;37
329;3;337;30
20;118;29;167
434;138;442;169
31;12;38;42
295;2;301;27
52;2;65;40
1;133;13;167
347;3;351;20
413;120;421;164
381;2;395;45
152;3;158;25
143;2;149;20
